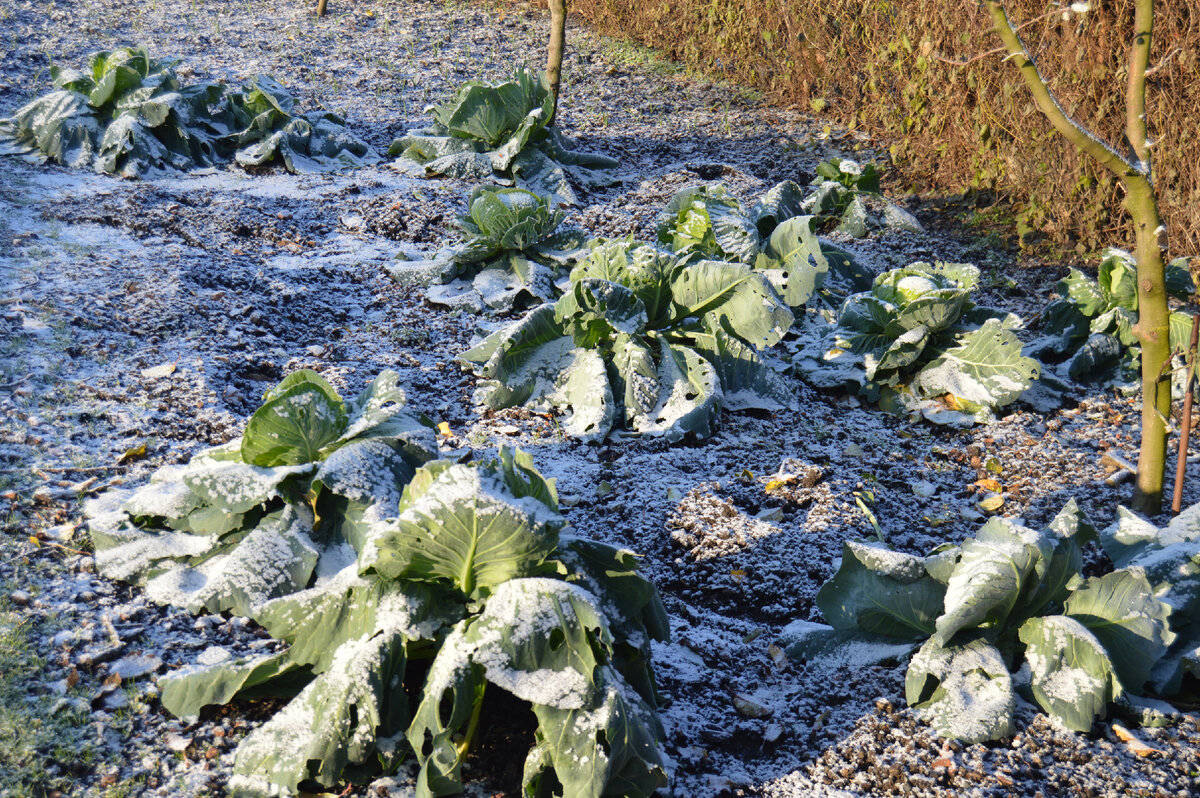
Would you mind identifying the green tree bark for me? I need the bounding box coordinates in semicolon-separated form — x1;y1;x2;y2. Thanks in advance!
984;0;1170;514
547;0;567;126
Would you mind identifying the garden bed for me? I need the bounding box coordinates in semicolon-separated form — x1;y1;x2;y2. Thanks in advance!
1;1;1197;796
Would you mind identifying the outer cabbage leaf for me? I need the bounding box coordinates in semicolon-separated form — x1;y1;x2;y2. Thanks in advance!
1063;569;1174;693
816;540;946;640
669;260;792;350
362;462;563;598
523;666;669;798
1018;615;1119;732
911;319;1040;409
230;631;408;795
905;635;1015;743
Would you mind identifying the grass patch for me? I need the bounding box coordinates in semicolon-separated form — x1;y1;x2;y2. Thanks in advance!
0;586;100;797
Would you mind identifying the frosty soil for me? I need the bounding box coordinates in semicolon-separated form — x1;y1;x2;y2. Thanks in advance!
2;0;1199;796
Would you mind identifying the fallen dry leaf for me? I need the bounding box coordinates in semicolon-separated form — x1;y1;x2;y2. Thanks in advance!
1112;723;1164;757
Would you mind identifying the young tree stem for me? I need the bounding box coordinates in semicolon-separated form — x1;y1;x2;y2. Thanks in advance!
546;0;567;126
985;0;1170;513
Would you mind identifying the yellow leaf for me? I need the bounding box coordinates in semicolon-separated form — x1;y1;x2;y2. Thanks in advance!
977;494;1005;513
436;422;452;437
764;478;791;493
1111;723;1163;757
29;536;41;547
974;477;1002;493
731;569;747;582
985;457;1003;474
117;440;149;465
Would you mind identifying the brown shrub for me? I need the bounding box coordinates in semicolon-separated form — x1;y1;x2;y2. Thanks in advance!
554;0;1199;257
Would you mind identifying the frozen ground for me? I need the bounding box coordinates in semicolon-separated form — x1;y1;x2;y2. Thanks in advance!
1;0;1198;796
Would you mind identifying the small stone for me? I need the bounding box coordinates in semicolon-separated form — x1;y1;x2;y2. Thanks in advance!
140;363;176;380
306;345;324;357
164;733;192;753
109;654;163;680
205;746;220;760
9;590;31;606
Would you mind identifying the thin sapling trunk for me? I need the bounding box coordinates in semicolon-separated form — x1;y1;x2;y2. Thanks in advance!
546;0;567;126
984;0;1171;514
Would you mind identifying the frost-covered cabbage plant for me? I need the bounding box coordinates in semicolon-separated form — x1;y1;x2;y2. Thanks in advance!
84;369;439;617
0;46;376;177
388;66;617;206
460;238;797;442
1100;503;1200;696
785;501;1175;743
655;182;872;310
1027;248;1195;388
86;379;669;796
388;187;588;313
791;261;1040;425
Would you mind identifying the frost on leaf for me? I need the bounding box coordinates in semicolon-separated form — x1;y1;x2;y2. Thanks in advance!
460;240;797;443
523;665;670;798
906;636;1015;744
231;631;408;794
1019;615;1119;732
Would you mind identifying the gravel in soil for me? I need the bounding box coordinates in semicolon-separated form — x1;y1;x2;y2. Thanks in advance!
2;1;1198;796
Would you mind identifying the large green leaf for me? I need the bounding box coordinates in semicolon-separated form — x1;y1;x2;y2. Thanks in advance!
935;518;1043;645
1018;615;1119;732
690;322;796;411
523;666;669;798
1063;569;1174;693
753;215;829;308
905;635;1014;743
670;260;792;350
363;463;563;598
462;305;575;411
230;631;408;794
632;340;721;442
816;540;946;640
160;649;297;721
749;180;806;237
240;381;349;467
911;319;1039;407
548;346;617;441
1058;268;1108;317
464;578;609;708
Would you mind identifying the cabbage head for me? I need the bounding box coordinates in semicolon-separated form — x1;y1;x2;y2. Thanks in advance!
388;66;618;206
793;261;1040;425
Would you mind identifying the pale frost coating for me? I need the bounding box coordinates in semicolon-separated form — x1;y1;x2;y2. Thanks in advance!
469;578;603;709
196;646;232;666
848;540;928;582
93;527;215;582
144;509;319;613
182;460;315;512
121;467;201;519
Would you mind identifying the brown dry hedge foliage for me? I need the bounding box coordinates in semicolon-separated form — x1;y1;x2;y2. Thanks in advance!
553;0;1199;257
